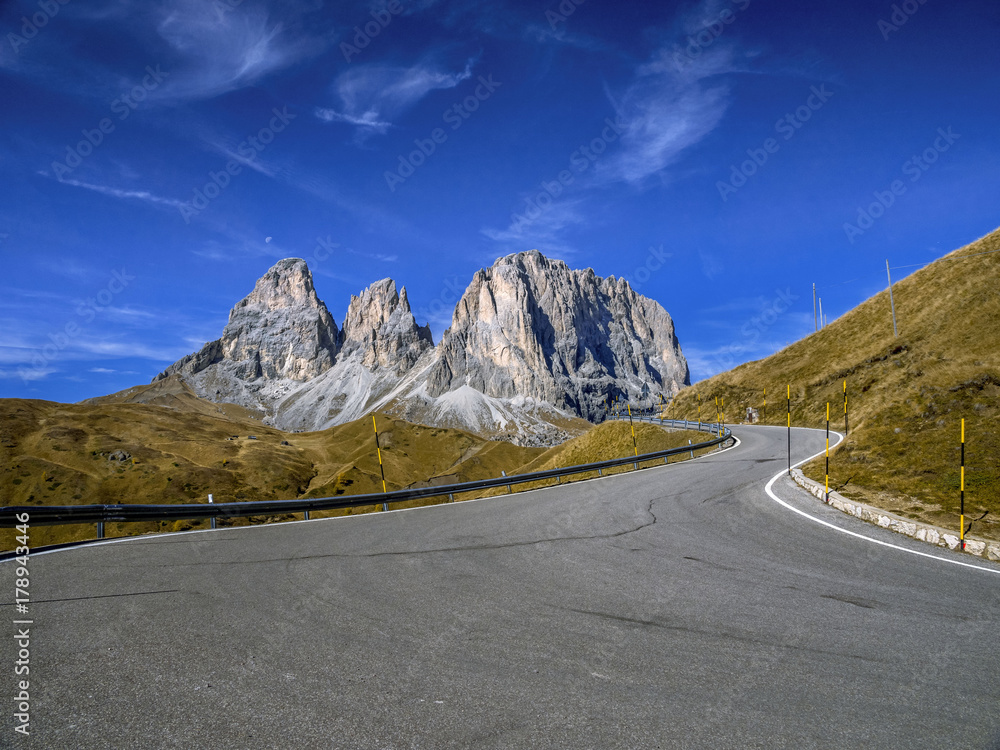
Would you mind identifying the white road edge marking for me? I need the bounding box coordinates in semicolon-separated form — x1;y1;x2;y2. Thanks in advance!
765;429;1000;576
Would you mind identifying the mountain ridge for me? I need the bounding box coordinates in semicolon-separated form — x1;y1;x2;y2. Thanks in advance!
147;250;689;445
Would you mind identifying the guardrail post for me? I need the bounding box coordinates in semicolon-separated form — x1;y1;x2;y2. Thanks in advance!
689;439;694;459
209;494;216;530
97;521;104;540
502;470;512;494
598;468;602;476
304;510;310;520
448;493;454;502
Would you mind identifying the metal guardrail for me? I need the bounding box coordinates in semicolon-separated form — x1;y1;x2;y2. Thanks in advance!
0;417;731;531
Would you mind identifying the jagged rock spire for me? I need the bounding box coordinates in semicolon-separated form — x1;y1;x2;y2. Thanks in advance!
154;258;339;388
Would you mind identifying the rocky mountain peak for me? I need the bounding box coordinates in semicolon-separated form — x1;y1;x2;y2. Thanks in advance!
153;251;688;442
218;258;338;381
154;258;339;395
340;278;433;373
427;251;689;420
494;248;566;271
231;257;324;318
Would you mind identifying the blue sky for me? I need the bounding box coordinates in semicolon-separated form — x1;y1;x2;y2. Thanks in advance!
2;0;998;402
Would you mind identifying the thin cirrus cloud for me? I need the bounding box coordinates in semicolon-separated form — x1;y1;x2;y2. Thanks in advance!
482;46;737;254
592;0;750;187
598;44;736;187
151;0;328;102
45;175;186;210
0;0;327;104
315;59;474;137
481;5;745;255
480;200;586;260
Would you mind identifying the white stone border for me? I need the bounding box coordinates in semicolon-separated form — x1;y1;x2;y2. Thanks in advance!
790;468;1000;562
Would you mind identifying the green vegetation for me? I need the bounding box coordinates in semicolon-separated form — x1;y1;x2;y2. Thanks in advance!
671;227;1000;540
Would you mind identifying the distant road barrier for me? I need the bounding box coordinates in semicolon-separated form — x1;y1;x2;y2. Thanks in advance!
0;418;731;539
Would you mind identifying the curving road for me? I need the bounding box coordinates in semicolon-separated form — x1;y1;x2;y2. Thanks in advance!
3;426;999;749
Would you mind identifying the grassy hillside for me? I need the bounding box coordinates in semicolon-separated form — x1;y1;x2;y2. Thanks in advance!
671;227;1000;540
0;398;546;550
0;394;722;551
515;420;708;475
451;420;712;498
81;374;268;422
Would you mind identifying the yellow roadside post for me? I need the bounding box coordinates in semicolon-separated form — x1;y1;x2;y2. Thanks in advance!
627;404;639;470
960;419;966;551
843;379;849;434
786;385;791;476
825;402;830;503
372;414;388;512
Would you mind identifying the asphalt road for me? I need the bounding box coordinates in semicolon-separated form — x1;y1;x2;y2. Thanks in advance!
3;425;999;749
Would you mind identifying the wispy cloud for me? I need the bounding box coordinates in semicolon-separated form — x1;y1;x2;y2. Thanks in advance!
316;58;474;138
699;248;724;280
599;43;737;186
481;1;745;256
480;199;586;259
314;108;393;132
75;340;188;360
0;367;56;381
47;176;186;209
38;257;95;282
2;0;329;104
345;248;398;263
151;0;328;102
522;23;607;51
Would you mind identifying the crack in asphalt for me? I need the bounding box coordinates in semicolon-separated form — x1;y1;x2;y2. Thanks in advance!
559;606;873;662
0;588;180;606
141;502;663;568
820;593;879;610
682;556;739;572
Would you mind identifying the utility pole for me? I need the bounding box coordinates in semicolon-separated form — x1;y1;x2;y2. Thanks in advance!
818;297;824;330
886;259;898;337
813;283;817;332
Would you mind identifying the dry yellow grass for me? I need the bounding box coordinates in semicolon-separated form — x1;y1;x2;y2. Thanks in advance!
515;420;709;474
457;420;713;499
671;227;1000;540
0;399;545;550
0;396;713;551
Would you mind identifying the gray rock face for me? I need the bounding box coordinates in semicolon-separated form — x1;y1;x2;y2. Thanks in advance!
339;279;433;374
426;251;689;421
153;258;339;409
220;257;339;381
152;251;689;439
270;278;436;429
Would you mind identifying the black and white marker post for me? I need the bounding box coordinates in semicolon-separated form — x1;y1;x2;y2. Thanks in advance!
786;385;791;476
